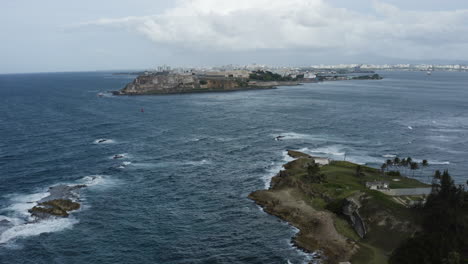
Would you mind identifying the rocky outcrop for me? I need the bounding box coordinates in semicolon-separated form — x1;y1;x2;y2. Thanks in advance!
342;195;367;238
113;73;278;95
29;199;80;218
28;184;86;219
249;188;358;264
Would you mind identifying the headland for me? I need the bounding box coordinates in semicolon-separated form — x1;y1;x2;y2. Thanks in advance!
112;70;382;95
249;150;430;263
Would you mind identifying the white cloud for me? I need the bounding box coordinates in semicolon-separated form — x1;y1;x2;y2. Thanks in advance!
81;0;468;60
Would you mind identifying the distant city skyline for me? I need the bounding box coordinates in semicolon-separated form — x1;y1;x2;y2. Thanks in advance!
3;0;468;73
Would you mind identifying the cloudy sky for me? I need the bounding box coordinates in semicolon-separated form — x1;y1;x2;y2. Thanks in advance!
2;0;468;73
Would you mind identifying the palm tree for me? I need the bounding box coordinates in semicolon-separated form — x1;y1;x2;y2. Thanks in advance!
386;159;393;170
406;157;412;164
394;157;401;166
400;158;407;176
381;163;387;175
421;159;429;180
410;162;419;177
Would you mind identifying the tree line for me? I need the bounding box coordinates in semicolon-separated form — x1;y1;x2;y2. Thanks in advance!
389;170;468;264
381;157;430;178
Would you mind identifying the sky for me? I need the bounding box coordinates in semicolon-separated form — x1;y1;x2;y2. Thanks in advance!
2;0;468;73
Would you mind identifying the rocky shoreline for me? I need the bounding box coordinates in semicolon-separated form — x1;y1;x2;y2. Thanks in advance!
249;151;357;263
249;150;424;264
112;73;302;95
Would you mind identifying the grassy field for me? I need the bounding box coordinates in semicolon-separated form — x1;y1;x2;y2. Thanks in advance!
283;151;429;263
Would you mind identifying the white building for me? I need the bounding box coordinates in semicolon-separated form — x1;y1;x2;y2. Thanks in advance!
366;181;389;190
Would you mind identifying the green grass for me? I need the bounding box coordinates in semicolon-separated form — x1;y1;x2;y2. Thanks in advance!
334;216;360;241
279;155;428;263
351;243;389;264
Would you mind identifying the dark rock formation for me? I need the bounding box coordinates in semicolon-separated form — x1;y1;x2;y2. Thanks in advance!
342;195;367;238
29;199;80;218
112;73;286;95
29;184;86;218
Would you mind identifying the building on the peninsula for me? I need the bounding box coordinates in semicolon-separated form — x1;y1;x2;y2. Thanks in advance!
366;181;389;190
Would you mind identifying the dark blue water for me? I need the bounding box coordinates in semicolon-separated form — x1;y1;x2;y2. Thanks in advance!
0;71;467;263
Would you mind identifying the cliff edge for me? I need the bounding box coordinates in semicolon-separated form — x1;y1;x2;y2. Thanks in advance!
249;150;427;264
112;73;291;95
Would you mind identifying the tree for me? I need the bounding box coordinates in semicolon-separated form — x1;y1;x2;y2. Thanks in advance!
305;162;326;183
410;162;419;177
406;157;413;164
422;159;429;180
381;163;387;175
394;157;401;166
400;158;408;176
386;159;393;169
390;170;468;263
355;165;363;177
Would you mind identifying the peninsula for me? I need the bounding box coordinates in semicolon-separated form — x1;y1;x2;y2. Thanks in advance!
112;69;382;95
249;150;467;263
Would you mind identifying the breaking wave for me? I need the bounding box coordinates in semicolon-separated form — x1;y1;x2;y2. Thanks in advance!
0;175;114;245
262;151;294;189
93;139;116;144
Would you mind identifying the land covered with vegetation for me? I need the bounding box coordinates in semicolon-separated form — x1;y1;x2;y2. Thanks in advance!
249;150;467;263
248;70;304;81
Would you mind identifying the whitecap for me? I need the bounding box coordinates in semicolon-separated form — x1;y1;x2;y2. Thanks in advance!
109;153;129;160
78;175;118;189
2;192;49;219
412;159;450;165
0;175;116;246
382;154;397;158
262;151;294;189
93;139;115;144
184;159;211;166
0;217;78;245
301;145;345;157
426;160;450;165
408;126;413;130
272;132;327;142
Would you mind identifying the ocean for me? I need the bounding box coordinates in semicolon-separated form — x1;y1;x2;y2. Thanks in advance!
0;71;467;263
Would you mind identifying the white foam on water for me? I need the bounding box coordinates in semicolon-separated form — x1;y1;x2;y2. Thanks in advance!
262;151;294;189
299;146;383;165
2;192;49;219
184;159;211;166
122;161;132;166
0;174;117;246
412;159;450;165
299;146;345;157
79;175;119;189
288;226;320;264
383;154;397;158
0;217;78;245
430;161;450;165
93;139;116;144
109;153;130;160
409;158;448;165
408;126;413;130
273;132;328;142
132;160;211;168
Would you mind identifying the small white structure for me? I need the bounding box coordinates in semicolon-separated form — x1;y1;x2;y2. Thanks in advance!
314;157;330;165
366;181;389;190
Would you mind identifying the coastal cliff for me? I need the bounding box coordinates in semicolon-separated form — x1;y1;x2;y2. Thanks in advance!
112;73;297;95
249;150;428;264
